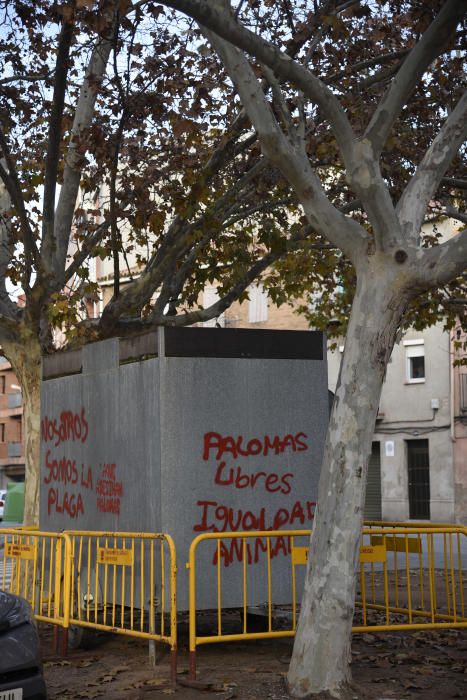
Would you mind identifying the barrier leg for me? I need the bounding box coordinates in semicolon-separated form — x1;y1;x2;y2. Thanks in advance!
189;650;196;680
53;625;59;655
149;639;156;668
61;627;68;657
170;649;177;685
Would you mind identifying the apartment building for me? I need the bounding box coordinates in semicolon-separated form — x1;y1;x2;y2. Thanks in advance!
0;354;25;488
201;286;466;524
328;325;466;524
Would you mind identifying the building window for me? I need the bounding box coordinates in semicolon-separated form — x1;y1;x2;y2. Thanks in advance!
0;424;4;442
0;376;4;394
403;339;425;383
407;439;430;520
248;284;268;323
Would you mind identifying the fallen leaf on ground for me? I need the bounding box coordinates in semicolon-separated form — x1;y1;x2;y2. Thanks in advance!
144;679;166;686
109;665;130;674
77;659;97;668
178;678;226;692
44;660;71;668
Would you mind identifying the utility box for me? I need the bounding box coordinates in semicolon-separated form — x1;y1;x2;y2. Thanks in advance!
40;327;328;609
4;482;24;523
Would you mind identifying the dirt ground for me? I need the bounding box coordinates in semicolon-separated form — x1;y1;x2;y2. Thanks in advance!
41;623;467;700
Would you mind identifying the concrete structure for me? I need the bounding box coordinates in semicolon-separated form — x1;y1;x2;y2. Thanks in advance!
40;328;329;607
0;354;24;488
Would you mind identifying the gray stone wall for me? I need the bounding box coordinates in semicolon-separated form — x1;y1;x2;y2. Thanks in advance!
40;329;328;609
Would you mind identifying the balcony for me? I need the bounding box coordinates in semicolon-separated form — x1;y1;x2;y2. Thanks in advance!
7;392;22;409
7;441;22;458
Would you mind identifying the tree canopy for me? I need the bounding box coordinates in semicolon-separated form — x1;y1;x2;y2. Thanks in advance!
0;3;465;693
1;0;464;352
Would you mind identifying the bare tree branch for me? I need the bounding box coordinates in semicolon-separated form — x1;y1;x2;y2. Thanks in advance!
364;0;464;155
41;19;75;273
204;26;368;262
261;63;297;142
441;177;467;190
0;184;22;321
53;3;118;277
0;140;38;288
417;230;467;289
325;50;410;84
397;91;467;242
156;251;278;326
443;206;467;226
61;220;110;288
0;71;52;85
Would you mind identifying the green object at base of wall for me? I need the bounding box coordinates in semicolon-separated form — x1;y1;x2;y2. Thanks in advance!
4;482;24;522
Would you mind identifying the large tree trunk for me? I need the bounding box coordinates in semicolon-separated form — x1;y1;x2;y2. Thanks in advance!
4;334;42;527
288;267;410;699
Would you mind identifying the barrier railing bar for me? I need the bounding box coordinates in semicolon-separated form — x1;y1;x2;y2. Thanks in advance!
405;537;412;624
217;541;222;637
161;538;165;638
458;533;465;618
40;538;46;616
291;536;297;632
48;537;54;619
242;538;247;635
267;538;272;632
449;535;456;623
112;535;117;628
149;539;154;636
443;533;450;617
140;539;144;633
54;538;62;622
360;562;367;626
31;536;38;614
392;534;399;609
130;538;135;631
418;533;424;610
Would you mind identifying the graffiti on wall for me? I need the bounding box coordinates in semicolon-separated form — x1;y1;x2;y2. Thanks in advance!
194;431;316;566
42;408;124;519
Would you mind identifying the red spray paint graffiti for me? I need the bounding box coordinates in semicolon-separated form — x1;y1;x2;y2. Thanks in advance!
196;431;315;566
42;408;124;520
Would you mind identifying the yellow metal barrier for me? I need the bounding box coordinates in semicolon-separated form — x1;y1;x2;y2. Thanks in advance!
187;530;310;678
356;526;467;632
187;526;467;679
65;531;177;680
0;528;71;629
